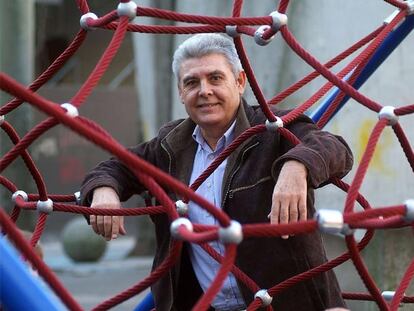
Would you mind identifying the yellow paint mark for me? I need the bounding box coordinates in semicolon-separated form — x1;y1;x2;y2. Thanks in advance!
355;119;394;176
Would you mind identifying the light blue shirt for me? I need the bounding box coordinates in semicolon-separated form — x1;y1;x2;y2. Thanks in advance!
188;121;246;311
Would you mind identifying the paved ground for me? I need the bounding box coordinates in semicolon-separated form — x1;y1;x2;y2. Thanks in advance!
43;237;153;311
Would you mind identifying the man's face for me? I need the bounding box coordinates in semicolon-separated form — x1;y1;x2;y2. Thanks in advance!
178;53;246;134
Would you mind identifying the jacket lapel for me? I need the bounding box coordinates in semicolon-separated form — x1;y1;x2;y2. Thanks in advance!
161;118;197;187
221;100;258;197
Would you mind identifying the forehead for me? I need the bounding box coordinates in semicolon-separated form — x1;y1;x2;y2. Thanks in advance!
179;53;233;80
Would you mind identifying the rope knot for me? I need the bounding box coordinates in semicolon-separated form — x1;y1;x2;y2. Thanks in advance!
117;1;137;20
218;220;243;244
254;289;273;307
170;217;193;240
12;190;28;203
80;12;98;31
378;106;398;126
37;199;53;214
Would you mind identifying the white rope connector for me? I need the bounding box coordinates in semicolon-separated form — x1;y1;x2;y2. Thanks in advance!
175;200;188;216
37;199;53;214
378;106;398;126
314;209;350;235
269;11;288;32
382;291;395;302
383;10;400;25
404;199;414;222
12;190;28;203
117;1;137;20
382;290;404;306
254;289;273;307
80;12;98;30
407;0;414;15
254;25;275;46
218;220;243;244
0;115;5;126
74;191;81;205
61;103;79;118
170;217;193;240
225;25;240;38
265;117;283;132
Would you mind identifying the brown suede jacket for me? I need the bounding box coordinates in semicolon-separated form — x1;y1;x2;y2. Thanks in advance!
81;100;353;311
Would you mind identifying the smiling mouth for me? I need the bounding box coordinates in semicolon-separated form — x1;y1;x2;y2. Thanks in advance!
198;103;219;108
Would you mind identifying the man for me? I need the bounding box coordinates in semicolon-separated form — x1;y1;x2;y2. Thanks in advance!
81;34;353;310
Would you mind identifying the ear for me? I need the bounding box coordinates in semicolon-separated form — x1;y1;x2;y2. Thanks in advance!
236;71;247;95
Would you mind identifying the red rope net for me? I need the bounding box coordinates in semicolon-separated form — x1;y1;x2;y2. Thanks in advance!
1;0;413;310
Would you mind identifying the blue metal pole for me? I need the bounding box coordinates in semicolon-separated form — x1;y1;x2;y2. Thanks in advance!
0;237;64;311
311;14;414;124
133;292;155;311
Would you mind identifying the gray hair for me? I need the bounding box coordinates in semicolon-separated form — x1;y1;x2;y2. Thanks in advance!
172;33;243;81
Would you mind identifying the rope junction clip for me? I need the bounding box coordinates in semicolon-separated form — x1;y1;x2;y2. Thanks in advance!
117;1;137;20
74;191;81;205
254;289;273;307
225;25;240;38
0;115;4;126
254;11;287;46
269;11;288;32
12;190;28;203
37;199;53;214
218;220;243;244
61;103;79;118
175;200;188;216
378;106;398;126
404;199;414;222
80;12;98;31
407;0;414;15
254;25;275;46
170;217;193;240
314;209;353;236
382;290;404;306
265;117;284;132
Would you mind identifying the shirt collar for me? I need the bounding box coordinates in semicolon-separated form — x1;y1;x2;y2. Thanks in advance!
192;120;236;152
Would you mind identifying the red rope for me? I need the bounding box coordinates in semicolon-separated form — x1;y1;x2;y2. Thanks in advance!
390;258;414;310
92;241;183;310
1;121;47;198
137;6;272;26
346;235;389;310
193;244;237;311
268;25;385;106
1;0;413;309
71;16;130;106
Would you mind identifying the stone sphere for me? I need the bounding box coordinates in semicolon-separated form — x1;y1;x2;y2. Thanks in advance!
61;217;107;262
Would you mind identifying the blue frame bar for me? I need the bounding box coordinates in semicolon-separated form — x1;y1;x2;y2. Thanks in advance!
133;292;155;311
0;237;64;311
311;14;414;124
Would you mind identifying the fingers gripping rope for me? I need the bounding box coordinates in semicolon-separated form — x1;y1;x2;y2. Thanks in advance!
0;0;413;310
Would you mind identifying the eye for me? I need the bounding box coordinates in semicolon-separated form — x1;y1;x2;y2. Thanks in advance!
183;79;197;88
210;74;223;83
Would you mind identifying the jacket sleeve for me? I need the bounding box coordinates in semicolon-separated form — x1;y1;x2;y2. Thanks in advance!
272;114;353;188
80;136;159;206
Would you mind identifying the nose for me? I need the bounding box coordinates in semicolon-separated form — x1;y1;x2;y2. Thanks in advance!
199;80;213;97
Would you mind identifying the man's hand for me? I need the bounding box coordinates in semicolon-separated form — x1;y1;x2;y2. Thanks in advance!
268;160;308;239
90;187;126;241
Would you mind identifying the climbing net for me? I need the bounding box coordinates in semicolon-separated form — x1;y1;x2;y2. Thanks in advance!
1;0;414;310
